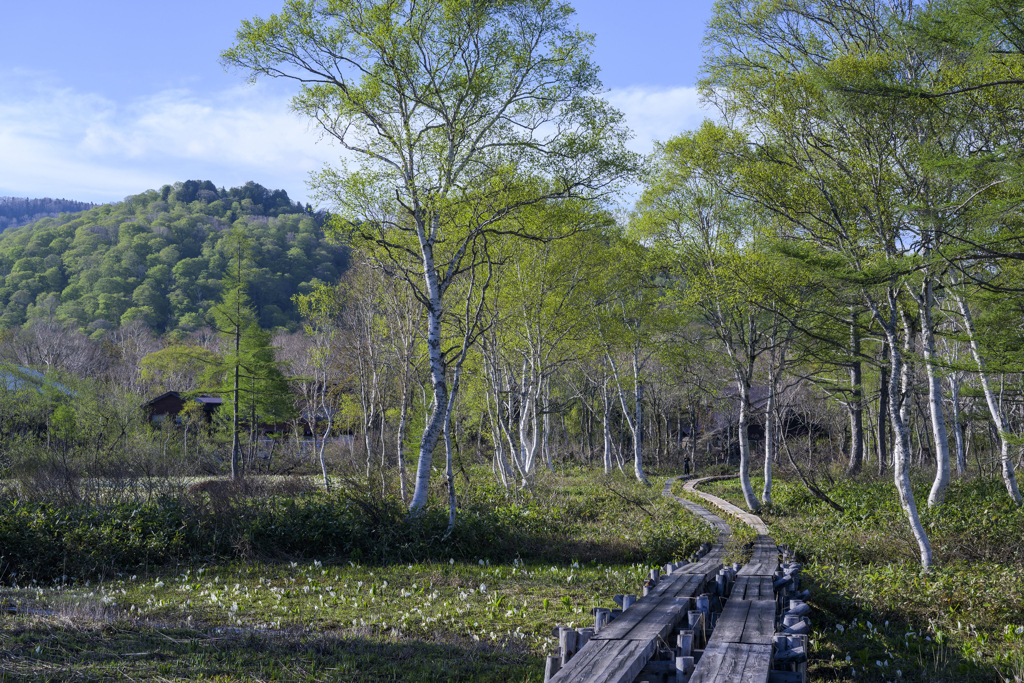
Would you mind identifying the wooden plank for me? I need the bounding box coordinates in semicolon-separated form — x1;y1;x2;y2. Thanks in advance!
731;576;759;601
708;599;750;644
549;638;655;683
689;642;772;683
739;536;778;577
739;600;777;645
626;599;686;642
592;598;661;640
595;565;721;641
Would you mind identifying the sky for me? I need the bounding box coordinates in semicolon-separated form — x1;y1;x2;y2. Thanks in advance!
0;1;718;207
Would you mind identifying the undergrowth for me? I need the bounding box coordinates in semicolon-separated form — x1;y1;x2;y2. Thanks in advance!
0;467;716;682
0;467;715;583
700;473;1024;682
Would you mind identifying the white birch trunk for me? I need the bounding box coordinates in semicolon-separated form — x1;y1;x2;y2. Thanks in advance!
737;377;760;512
886;331;933;570
602;379;612;475
868;290;933;571
762;364;774;506
408;252;449;513
606;351;648;484
396;385;410;502
316;366;333;491
949;374;966;477
953;290;1022;503
919;279;950;507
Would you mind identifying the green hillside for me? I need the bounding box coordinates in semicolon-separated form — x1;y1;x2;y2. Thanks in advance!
0;181;348;337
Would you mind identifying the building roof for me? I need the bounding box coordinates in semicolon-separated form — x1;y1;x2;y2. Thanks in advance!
144;391;223;409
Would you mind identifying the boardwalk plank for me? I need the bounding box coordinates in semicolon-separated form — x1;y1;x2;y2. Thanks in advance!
549;638;655;683
739;600;777;645
690;642;772;683
710;599;750;644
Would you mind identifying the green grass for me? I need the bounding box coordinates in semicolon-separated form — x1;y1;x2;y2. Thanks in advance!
694;472;1024;683
0;467;716;681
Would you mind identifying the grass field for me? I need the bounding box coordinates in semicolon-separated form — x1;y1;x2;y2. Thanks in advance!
2;468;1022;682
0;468;714;682
695;475;1024;683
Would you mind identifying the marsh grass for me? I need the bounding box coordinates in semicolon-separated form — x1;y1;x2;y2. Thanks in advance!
695;473;1024;682
0;467;715;681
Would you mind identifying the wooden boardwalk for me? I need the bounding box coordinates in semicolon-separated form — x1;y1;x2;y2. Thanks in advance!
678;477;780;683
546;476;805;683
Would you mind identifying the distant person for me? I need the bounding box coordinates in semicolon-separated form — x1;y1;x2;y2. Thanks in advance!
683;456;691;475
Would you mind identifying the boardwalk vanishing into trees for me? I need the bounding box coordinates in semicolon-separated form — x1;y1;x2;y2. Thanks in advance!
545;476;809;683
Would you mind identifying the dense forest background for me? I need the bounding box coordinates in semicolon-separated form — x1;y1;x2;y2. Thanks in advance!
0;180;348;335
0;197;99;233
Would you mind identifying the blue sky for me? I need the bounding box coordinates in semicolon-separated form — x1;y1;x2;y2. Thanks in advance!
1;1;717;206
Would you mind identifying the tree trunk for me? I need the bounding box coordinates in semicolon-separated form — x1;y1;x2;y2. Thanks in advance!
633;370;646;484
869;290;932;571
847;314;864;475
921;279;950;507
396;384;410;502
409;272;449;513
231;329;241;481
886;330;933;570
877;344;889;476
953;290;1022;503
762;364;775;506
737;378;760;512
949;374;966;477
602;379;612;475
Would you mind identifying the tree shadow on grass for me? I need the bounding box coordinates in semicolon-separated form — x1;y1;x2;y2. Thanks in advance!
0;619;542;683
803;569;1000;683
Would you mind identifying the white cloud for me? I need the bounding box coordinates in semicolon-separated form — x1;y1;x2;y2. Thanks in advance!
0;73;336;204
0;74;716;208
605;85;716;154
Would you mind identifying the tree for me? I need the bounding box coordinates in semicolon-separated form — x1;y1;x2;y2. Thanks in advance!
699;0;939;566
634;125;784;511
222;0;639;513
207;229;259;480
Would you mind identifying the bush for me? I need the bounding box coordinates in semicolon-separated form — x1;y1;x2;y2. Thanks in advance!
0;469;717;583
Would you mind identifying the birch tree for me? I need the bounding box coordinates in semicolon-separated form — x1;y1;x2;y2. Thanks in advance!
222;0;638;513
633;126;777;511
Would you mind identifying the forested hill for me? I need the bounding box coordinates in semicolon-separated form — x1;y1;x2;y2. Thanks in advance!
0;197;99;233
0;180;348;337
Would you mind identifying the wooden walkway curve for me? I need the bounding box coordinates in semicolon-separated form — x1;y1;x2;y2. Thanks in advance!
545;476;808;683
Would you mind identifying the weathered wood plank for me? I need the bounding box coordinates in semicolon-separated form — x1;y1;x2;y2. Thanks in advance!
683;479;770;536
689;642;772;683
739;600;777;645
549;638;655;683
709;599;750;644
732;576;775;601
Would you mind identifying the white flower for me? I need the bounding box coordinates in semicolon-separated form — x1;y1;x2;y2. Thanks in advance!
450;559;455;565
1017;626;1024;635
479;560;485;566
154;581;164;588
479;584;487;593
